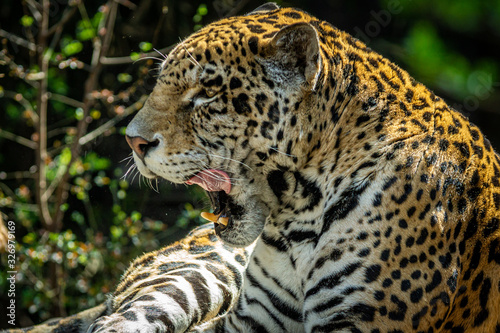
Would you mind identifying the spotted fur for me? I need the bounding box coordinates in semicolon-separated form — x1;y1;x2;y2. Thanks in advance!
8;3;500;332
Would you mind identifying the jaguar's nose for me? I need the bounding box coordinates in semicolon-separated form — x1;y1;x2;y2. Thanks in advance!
125;135;159;160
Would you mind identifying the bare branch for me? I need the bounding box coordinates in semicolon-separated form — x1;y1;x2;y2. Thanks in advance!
115;0;137;10
0;53;40;89
99;45;173;65
35;0;53;229
49;93;85;109
24;0;42;22
0;182;38;211
45;6;78;37
0;29;38;52
42;163;68;203
79;94;148;146
0;170;36;180
0;129;38;149
100;2;118;61
0;90;39;123
53;0;118;228
47;126;77;139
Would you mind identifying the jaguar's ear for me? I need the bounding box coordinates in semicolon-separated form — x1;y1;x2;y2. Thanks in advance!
263;23;322;91
246;2;279;15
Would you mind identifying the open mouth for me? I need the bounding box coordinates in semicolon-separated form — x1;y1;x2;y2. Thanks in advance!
203;191;232;232
185;169;234;233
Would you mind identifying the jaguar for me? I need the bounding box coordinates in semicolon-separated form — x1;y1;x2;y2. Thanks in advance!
7;3;500;332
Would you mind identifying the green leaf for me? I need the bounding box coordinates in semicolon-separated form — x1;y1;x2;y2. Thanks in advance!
77;18;96;41
197;4;208;16
139;42;153;52
117;73;133;83
110;226;123;239
75;107;84;120
48;68;69;95
20;15;34;27
77;28;95;41
71;211;85;225
83;152;111;171
193;14;202;23
131;211;141;222
130;52;140;61
91;12;104;28
60;147;72;165
6;103;21;120
62;40;83;56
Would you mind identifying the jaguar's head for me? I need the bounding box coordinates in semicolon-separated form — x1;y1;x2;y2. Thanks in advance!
125;6;323;247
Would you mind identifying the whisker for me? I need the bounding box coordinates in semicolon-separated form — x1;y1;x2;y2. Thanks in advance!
133;56;165;64
173;164;189;184
153;48;168;60
198;169;245;183
268;146;296;158
119;154;134;164
201;169;227;181
179;37;203;70
196;159;240;182
207;153;253;171
131;168;140;185
149;178;160;193
122;164;137;180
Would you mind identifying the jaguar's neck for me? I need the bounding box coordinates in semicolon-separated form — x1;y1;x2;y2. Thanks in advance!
261;28;447;229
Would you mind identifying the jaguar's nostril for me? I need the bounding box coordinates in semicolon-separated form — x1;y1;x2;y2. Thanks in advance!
126;136;159;159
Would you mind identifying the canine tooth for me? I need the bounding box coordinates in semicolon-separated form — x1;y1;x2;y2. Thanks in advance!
201;212;219;223
200;212;229;227
217;216;229;227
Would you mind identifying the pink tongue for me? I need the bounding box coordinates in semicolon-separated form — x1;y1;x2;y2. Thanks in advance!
185;169;231;194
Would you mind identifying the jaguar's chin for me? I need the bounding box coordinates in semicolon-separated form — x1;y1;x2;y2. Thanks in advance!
202;189;266;247
132;156;158;179
212;191;267;247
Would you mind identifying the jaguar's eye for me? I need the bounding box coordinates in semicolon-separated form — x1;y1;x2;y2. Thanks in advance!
202;88;216;98
191;88;218;107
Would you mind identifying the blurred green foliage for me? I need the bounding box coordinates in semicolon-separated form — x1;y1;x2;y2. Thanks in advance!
0;0;213;327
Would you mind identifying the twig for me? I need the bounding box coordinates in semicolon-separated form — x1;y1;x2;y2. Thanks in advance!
24;0;42;22
152;2;167;46
45;6;78;37
0;182;38;210
0;29;38;52
0;170;36;180
0;129;38;150
0;53;40;89
0;90;39;123
47;127;77;139
0;201;39;212
42;163;68;203
79;95;148;146
115;0;137;10
49;93;85;108
99;45;173;65
53;0;118;227
35;0;53;229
